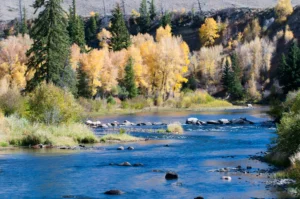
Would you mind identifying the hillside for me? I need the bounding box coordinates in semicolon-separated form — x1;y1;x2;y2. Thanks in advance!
1;0;300;21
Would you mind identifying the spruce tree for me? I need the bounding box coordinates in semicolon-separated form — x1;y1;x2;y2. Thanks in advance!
124;57;138;99
85;13;98;46
149;0;156;20
139;0;150;33
110;3;131;51
26;0;71;91
222;58;233;91
20;7;28;36
279;41;300;93
230;53;244;100
161;12;172;28
68;0;86;49
77;65;92;98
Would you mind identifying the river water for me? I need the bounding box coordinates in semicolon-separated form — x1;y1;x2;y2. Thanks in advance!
0;109;293;199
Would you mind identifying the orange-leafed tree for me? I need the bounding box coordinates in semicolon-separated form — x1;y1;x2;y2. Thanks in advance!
199;18;219;47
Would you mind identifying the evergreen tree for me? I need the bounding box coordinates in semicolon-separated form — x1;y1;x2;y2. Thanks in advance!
68;0;86;49
222;56;244;100
20;7;28;36
138;0;150;33
124;57;138;99
85;13;98;46
279;41;300;93
161;12;172;28
110;4;131;51
77;65;92;98
26;0;70;91
149;0;156;20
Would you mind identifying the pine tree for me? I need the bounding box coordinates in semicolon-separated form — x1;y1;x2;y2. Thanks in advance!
77;65;92;98
161;12;172;28
68;0;86;49
149;0;156;20
26;0;70;91
139;0;150;33
124;57;138;99
222;58;233;91
110;3;131;51
230;53;244;100
278;41;300;93
20;7;28;36
85;13;98;46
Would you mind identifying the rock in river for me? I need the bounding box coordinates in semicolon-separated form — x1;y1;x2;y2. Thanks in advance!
133;163;144;167
118;162;131;166
219;119;230;124
117;146;124;150
165;172;178;180
207;120;220;125
194;197;204;199
127;146;134;150
104;190;124;195
186;118;199;124
221;176;232;181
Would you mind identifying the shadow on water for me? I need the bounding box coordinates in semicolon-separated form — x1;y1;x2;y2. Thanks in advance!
0;108;295;199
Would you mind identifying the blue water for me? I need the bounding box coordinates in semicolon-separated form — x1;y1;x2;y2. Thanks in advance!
0;109;293;199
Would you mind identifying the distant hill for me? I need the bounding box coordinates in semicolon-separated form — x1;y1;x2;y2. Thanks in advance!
1;0;300;21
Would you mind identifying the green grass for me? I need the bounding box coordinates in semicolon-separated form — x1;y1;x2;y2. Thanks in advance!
0;116;98;147
100;133;141;143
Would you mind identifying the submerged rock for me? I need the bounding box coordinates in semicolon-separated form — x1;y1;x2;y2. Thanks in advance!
194;197;204;199
117;146;124;150
133;163;144;167
219;119;230;124
165;172;178;180
104;190;124;195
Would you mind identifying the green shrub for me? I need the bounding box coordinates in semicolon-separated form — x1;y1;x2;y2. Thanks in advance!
121;101;130;109
155;95;163;106
27;83;82;124
0;141;8;147
119;128;126;135
0;88;24;116
107;96;116;105
78;98;103;112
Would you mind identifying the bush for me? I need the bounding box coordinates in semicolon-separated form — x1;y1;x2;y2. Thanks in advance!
155;95;164;106
107;96;116;105
167;123;184;134
27;83;82;124
0;88;24;116
119;128;126;134
78;97;103;112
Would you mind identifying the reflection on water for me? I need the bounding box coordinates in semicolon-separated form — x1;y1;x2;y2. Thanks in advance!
0;109;294;199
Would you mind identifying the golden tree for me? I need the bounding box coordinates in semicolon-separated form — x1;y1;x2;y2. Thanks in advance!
156;25;172;42
0;34;33;90
275;0;293;22
199;18;220;46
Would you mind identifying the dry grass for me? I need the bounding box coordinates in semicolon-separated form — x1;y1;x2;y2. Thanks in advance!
0;116;98;147
167;123;184;134
101;133;141;142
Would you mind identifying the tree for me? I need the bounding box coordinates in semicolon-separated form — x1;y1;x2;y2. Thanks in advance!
26;0;71;91
156;25;172;42
110;4;131;51
149;0;156;20
161;12;172;28
199;18;219;46
85;12;98;45
243;19;262;42
20;7;28;36
77;64;92;98
278;41;300;93
68;0;86;49
123;57;138;98
275;0;293;23
222;58;233;92
229;54;244;100
138;0;150;33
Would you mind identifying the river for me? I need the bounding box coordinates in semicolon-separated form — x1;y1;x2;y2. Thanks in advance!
0;109;293;199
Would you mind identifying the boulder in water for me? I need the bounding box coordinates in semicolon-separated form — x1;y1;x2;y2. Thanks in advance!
118;162;131;166
207;120;220;125
104;190;124;195
194;197;204;199
127;146;134;150
117;146;124;150
221;176;232;181
165;172;178;180
186;118;199;125
219;119;230;124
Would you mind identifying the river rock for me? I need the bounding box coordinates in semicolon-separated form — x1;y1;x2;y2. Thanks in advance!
111;121;119;127
165;172;178;180
104;190;124;195
122;120;133;126
186;118;199;124
85;120;93;125
247;104;253;108
127;146;134;150
207;120;220;125
101;124;109;128
246;166;252;169
194;197;204;199
153;122;163;126
145;122;153;126
221;176;232;181
118;162;131;166
219;119;230;124
133;163;144;167
117;146;124;150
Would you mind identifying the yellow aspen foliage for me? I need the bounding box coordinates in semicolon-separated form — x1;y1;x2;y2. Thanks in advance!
100;47;118;92
0;34;33;90
199;18;219;46
127;46;149;89
70;44;81;70
79;49;104;96
110;49;128;81
156;25;172;42
243;19;261;42
97;28;112;48
275;0;293;22
131;33;154;48
284;25;294;43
